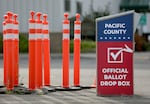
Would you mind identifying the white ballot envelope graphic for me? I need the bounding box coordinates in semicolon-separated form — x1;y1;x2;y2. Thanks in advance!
108;44;133;63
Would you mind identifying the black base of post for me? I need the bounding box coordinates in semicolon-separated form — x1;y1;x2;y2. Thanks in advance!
55;86;81;91
0;85;7;94
75;85;96;89
42;86;56;92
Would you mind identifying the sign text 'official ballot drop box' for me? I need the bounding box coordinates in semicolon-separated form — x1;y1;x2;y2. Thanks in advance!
96;11;140;96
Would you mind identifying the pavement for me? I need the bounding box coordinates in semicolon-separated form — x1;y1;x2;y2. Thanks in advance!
0;52;150;104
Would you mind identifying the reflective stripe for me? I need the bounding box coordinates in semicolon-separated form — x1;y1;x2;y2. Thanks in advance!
43;35;50;40
15;35;19;40
36;34;43;39
29;23;35;29
36;24;42;29
5;24;14;29
29;34;43;40
74;24;81;30
14;24;19;30
3;34;19;40
74;34;81;40
29;34;36;40
63;33;69;40
63;24;69;30
29;33;44;40
42;25;49;30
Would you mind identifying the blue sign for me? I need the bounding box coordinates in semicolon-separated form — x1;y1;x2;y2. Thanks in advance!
97;13;133;42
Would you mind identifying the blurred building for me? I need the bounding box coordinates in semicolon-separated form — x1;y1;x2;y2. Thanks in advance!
0;0;120;33
1;0;150;51
120;0;150;42
1;0;150;34
0;0;121;52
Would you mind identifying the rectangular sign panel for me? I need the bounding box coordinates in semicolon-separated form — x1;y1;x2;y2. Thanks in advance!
96;11;135;96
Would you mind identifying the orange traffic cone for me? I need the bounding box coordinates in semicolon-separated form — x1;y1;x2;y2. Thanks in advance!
91;78;96;88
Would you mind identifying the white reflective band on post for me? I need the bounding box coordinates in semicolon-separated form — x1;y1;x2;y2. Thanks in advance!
36;34;43;39
36;24;42;29
3;34;19;40
14;35;19;40
43;35;50;40
74;24;81;30
6;24;14;29
43;25;49;30
63;33;69;40
63;24;69;29
74;34;81;40
29;34;36;40
29;23;35;29
14;25;19;30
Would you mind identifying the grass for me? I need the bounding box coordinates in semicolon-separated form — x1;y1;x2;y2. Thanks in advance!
70;40;96;53
81;40;96;53
19;34;28;53
145;43;150;51
0;33;29;53
0;34;97;53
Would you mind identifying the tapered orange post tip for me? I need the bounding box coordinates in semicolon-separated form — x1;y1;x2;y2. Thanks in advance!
30;11;35;15
7;11;13;17
36;12;42;16
43;14;47;18
30;11;35;20
14;14;18;22
36;12;42;21
43;14;48;22
76;13;80;20
14;14;18;18
64;13;69;19
4;15;8;20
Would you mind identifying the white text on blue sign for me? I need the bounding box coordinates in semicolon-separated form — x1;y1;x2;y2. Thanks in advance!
104;23;127;35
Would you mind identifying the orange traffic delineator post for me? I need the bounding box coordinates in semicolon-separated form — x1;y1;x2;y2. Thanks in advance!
29;11;36;90
3;11;19;90
91;78;96;88
74;13;81;87
43;14;50;86
13;14;19;86
5;11;14;90
35;12;43;89
3;15;8;86
56;13;82;91
62;13;70;88
2;12;94;92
